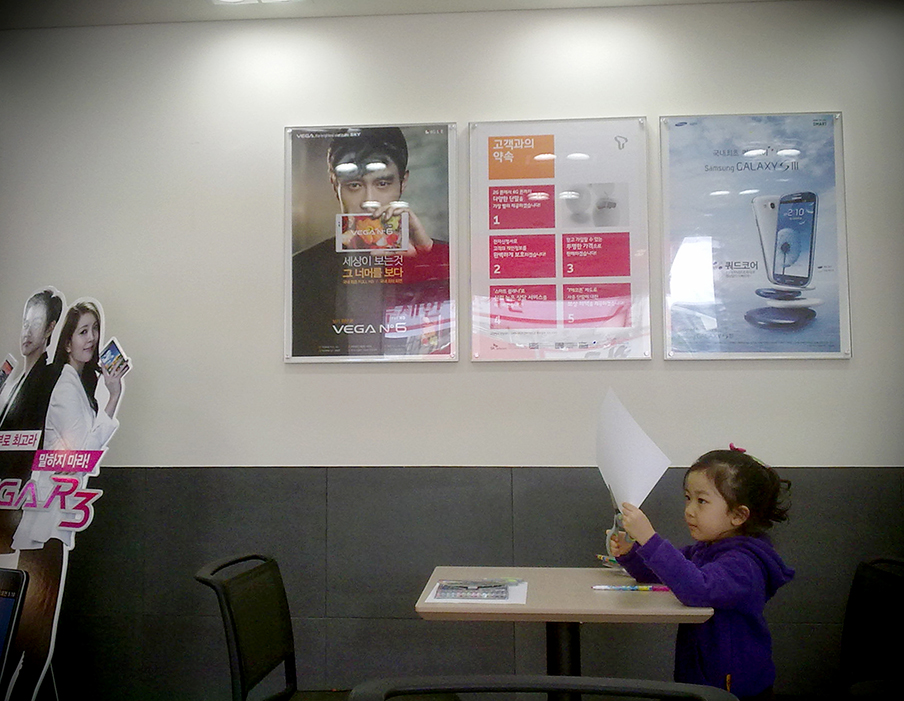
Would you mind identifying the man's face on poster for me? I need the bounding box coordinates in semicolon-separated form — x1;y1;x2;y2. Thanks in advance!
331;157;408;214
20;302;50;361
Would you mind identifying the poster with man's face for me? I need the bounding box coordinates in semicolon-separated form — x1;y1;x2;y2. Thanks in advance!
285;123;457;362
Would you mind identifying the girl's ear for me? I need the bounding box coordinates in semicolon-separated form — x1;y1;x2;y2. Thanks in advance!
730;505;751;527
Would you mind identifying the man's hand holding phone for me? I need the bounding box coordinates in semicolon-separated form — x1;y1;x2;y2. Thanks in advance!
364;200;432;255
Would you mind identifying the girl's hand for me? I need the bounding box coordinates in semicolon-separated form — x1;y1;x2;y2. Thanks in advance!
608;530;634;557
620;502;656;545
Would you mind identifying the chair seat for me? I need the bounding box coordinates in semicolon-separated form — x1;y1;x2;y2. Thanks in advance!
290;692;350;701
349;675;738;701
292;693;458;701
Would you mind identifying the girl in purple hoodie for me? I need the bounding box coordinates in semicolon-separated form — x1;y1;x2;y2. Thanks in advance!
609;446;794;701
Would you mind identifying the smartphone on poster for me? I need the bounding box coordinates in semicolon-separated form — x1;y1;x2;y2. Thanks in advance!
0;569;28;689
100;337;130;376
772;192;818;287
335;211;409;253
0;355;15;393
751;195;779;284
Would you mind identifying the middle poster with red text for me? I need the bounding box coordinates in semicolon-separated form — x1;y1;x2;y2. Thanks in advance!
470;118;650;361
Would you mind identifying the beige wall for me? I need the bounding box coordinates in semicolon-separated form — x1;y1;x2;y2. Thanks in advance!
1;1;902;467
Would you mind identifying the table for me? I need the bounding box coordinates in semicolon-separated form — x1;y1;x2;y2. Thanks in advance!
416;566;713;677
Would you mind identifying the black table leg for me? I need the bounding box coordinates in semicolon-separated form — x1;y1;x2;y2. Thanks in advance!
546;621;581;701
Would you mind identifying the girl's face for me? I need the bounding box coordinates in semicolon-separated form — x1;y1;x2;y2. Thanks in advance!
67;312;99;371
684;470;747;542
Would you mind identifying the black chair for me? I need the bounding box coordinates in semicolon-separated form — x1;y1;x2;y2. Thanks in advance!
840;557;904;698
195;553;349;701
349;675;738;701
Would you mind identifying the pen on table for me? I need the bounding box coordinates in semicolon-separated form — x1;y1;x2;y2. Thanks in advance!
591;584;670;591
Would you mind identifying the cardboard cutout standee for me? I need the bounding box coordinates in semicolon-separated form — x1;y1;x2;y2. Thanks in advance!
0;290;129;701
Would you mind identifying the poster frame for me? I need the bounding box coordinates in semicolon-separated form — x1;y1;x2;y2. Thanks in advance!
284;122;458;363
469;117;652;362
661;111;852;360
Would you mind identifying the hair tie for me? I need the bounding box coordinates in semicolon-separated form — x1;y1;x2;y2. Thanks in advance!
729;443;746;453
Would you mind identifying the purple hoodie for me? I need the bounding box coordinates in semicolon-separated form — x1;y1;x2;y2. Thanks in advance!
617;533;794;698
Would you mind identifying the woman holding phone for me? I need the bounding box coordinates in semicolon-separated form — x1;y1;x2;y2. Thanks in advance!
9;299;128;701
14;299;127;550
42;301;125;453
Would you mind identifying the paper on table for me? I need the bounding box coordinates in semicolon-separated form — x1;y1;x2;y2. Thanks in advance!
426;581;529;605
596;389;671;509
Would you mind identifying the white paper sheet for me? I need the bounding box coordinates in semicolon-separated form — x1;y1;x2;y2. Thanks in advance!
425;581;528;605
596;389;671;509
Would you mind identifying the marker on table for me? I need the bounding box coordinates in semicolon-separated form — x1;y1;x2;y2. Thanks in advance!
592;584;670;591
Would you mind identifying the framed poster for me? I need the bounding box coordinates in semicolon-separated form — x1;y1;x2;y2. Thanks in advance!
662;113;851;359
285;123;456;362
470;118;651;361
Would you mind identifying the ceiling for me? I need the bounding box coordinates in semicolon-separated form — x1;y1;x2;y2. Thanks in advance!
0;0;790;31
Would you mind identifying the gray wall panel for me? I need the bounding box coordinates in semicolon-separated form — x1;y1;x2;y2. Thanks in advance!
136;467;329;618
53;465;904;699
327;467;513;619
512;468;609;568
327;618;516;689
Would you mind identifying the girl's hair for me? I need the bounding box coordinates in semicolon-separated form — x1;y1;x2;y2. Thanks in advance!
686;448;791;535
53;301;102;413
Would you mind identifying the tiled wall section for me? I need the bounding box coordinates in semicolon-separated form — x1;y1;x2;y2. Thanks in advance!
52;466;904;700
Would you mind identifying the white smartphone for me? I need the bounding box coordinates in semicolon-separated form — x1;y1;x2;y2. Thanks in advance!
751;195;779;284
0;355;16;393
100;337;130;376
335;211;409;254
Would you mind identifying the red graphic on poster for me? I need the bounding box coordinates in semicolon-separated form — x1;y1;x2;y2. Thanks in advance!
490;285;557;329
489;185;555;230
490;235;556;279
562;232;631;277
563;283;632;327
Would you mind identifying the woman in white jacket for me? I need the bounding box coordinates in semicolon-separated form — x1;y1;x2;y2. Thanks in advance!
43;301;123;449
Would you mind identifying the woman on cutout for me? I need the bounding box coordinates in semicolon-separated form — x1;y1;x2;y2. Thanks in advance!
9;300;127;701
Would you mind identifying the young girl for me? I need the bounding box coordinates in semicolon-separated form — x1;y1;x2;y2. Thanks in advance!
609;446;794;701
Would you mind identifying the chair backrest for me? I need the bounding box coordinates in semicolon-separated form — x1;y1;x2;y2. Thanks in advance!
196;553;298;701
841;557;904;690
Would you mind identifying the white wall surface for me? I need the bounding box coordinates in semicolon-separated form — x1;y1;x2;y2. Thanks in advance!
1;0;902;468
